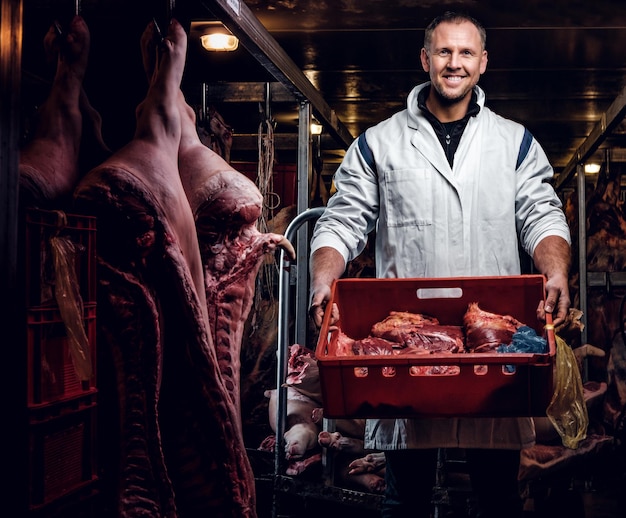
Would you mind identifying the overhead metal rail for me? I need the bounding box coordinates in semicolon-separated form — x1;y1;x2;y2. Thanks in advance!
200;0;355;150
555;84;626;191
555;86;626;348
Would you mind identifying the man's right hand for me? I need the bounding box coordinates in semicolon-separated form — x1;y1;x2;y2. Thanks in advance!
309;246;346;328
309;283;334;328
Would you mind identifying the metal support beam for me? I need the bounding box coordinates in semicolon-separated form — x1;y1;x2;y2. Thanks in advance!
555;84;626;191
205;81;296;103
295;101;312;345
576;163;588;348
199;0;354;150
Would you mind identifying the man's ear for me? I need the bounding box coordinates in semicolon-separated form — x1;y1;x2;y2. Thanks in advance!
480;50;488;74
420;48;430;72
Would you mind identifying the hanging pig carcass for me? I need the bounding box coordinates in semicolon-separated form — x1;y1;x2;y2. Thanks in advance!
73;19;293;517
19;15;110;208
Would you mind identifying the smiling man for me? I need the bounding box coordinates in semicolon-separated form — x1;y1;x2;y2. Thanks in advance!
309;10;572;518
421;14;487;113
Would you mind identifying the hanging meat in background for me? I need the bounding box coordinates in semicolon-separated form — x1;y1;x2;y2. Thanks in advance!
73;19;261;517
563;161;626;450
19;15;110;208
197;104;233;163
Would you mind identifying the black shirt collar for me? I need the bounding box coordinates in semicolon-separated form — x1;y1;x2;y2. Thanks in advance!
417;85;481;167
417;84;481;124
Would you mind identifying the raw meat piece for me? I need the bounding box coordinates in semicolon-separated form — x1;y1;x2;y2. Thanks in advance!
401;324;464;353
370;310;439;343
335;329;356;356
408;362;461;376
464;302;524;352
352;336;396;355
285;453;322;476
283;344;321;402
519;434;613;482
564;164;626;378
368;311;462;352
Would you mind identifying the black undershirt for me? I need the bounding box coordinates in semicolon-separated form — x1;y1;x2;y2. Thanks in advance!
417;86;481;167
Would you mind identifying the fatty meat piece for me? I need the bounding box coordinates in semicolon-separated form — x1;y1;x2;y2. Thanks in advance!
370;311;439;343
464;302;524;352
352;336;396;355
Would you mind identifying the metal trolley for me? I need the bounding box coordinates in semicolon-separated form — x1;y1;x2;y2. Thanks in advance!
271;207;382;518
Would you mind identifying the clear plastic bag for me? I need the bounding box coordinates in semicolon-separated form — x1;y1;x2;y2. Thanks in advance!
546;334;588;449
51;234;93;381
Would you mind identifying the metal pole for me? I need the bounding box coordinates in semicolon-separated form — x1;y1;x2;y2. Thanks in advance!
295;101;313;345
577;163;588;349
274;207;325;518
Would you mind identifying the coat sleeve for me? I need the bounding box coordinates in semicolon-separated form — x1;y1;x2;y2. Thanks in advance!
310;132;380;264
514;132;571;257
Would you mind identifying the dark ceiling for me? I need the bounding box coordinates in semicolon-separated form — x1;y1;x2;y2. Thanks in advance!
21;0;626;190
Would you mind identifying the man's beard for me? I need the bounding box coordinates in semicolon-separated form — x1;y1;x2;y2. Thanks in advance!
432;82;473;106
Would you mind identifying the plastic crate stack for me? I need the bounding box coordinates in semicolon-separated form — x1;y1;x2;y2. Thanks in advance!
24;208;98;514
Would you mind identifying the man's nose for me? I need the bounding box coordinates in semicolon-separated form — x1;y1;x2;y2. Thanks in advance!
447;52;461;68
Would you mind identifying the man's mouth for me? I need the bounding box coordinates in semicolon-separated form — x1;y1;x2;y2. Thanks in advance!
444;75;464;83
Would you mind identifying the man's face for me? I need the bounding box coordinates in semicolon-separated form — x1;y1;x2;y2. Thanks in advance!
420;20;488;105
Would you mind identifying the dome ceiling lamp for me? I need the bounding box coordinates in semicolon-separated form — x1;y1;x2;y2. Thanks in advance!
200;21;239;52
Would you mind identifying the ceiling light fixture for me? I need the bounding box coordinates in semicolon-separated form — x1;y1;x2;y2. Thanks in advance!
200;22;239;52
584;163;601;174
311;122;323;135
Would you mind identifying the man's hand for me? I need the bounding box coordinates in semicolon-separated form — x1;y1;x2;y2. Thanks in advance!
309;247;346;328
309;283;332;328
532;236;571;328
536;272;570;328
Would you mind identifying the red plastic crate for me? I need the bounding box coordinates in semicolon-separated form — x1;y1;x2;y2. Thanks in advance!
25;208;97;307
315;276;556;419
27;305;97;406
28;397;98;508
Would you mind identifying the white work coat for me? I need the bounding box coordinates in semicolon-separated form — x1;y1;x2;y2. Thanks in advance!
310;83;571;450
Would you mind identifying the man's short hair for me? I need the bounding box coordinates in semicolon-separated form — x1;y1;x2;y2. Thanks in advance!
424;11;487;51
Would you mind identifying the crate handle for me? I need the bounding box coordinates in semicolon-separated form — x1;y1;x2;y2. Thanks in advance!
416;287;463;299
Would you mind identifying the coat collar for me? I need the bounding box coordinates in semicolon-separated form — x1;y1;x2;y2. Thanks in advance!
407;82;485;129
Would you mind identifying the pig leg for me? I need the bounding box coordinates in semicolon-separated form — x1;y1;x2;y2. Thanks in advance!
318;430;366;455
131;19;207;315
78;86;112;172
348;451;387;475
285;453;322;476
19;15;89;206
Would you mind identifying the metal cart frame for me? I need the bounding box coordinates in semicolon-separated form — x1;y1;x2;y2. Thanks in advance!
273;207;382;517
